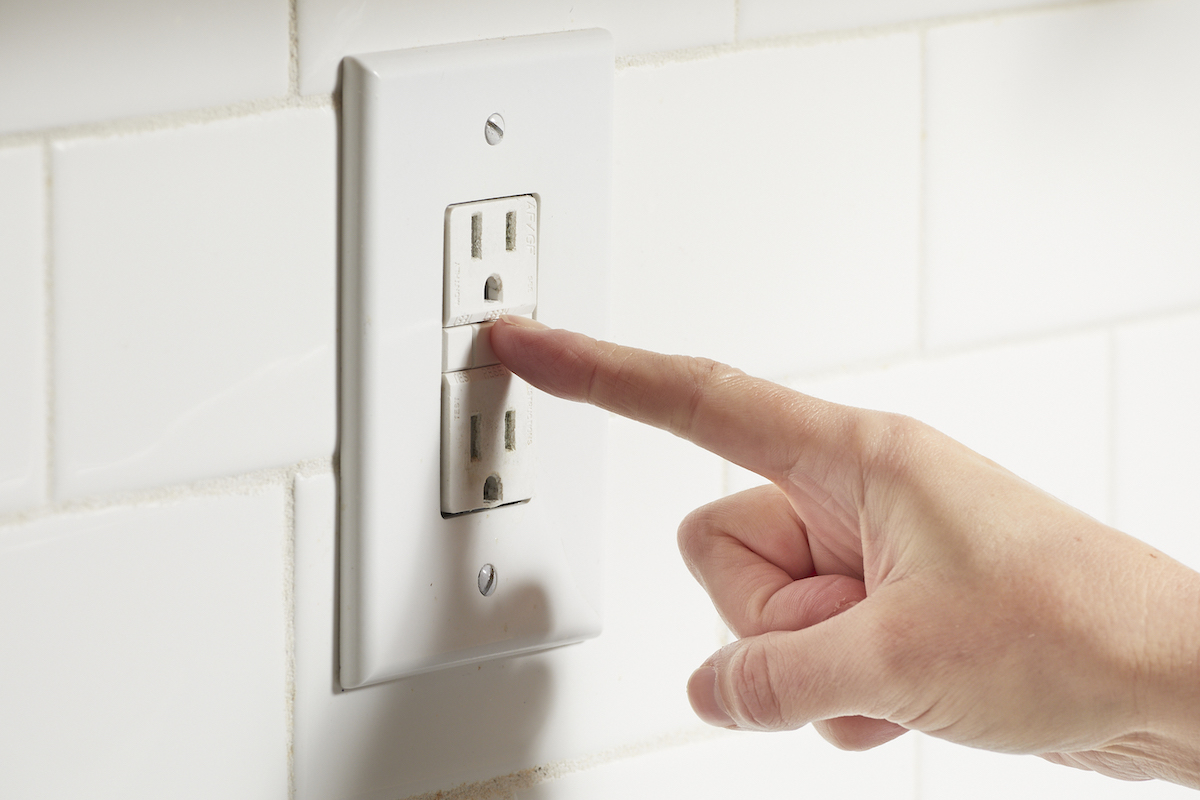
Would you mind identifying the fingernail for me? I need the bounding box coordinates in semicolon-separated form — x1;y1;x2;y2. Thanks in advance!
831;597;860;616
498;314;549;330
688;666;734;728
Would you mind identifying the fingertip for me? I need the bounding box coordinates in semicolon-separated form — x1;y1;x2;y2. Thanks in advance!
496;314;550;331
688;665;735;729
490;315;550;373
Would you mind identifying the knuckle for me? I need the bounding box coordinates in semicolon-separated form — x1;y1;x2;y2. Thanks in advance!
725;639;787;730
675;503;719;565
675;358;744;438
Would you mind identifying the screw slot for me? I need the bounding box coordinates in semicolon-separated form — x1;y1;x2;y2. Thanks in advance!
484;113;505;145
478;563;498;597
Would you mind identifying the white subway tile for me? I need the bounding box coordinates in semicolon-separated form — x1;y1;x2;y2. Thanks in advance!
0;147;45;514
613;35;920;381
296;471;571;798
53;109;336;500
925;0;1200;349
294;419;727;798
0;489;287;796
593;416;729;730
297;0;735;96
519;726;916;799
920;735;1196;799
739;0;1055;41
792;332;1111;522
1115;312;1200;572
0;0;287;135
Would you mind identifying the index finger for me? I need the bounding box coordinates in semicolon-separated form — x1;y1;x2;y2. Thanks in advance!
489;315;861;485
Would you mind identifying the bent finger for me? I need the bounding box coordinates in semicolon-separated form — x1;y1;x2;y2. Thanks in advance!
678;485;867;637
689;608;898;732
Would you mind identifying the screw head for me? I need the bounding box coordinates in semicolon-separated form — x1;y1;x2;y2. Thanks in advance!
484;113;505;145
477;563;498;597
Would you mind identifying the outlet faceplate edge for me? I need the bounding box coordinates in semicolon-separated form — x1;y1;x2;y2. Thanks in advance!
338;30;613;689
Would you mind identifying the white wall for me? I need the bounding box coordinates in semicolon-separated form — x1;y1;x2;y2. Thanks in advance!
1;0;1198;798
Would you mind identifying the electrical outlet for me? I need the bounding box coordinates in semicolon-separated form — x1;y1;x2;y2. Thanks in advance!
339;30;612;688
442;195;538;516
444;195;538;326
441;365;534;515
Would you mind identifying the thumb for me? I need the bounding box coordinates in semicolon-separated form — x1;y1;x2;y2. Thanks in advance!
687;607;896;732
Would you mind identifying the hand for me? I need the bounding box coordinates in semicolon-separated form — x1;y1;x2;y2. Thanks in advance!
490;316;1200;789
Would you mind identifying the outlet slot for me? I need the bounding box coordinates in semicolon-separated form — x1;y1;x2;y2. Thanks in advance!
505;211;516;251
485;274;503;302
471;213;482;259
470;413;482;460
505;409;516;451
483;474;502;503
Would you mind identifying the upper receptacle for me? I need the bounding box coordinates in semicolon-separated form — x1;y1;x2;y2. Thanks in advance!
444;195;538;326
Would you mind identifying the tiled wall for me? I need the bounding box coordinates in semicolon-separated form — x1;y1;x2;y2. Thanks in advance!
1;0;1198;798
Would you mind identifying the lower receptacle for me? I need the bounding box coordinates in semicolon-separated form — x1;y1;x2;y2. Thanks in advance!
441;365;534;515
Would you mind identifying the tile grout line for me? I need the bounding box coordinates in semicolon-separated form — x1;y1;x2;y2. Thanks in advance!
915;29;929;355
616;0;1151;70
0;457;334;530
398;726;725;800
912;732;924;800
732;0;742;44
1106;327;1120;527
773;302;1200;390
924;304;1200;359
41;139;56;507
283;470;298;800
0;0;1145;147
0;94;334;151
288;0;301;98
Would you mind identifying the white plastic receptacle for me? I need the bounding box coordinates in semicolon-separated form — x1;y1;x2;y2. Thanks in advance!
444;195;539;326
441;365;535;515
339;30;612;688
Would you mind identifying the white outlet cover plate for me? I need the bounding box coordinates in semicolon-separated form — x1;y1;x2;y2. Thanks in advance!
339;30;612;688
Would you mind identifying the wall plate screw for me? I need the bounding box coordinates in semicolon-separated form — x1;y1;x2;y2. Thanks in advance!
477;563;498;596
484;113;504;145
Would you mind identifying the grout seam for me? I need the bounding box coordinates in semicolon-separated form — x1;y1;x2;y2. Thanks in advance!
0;457;334;530
772;302;1200;389
283;471;298;800
0;94;333;151
616;0;1151;71
397;726;725;800
41;140;55;507
915;29;929;354
288;0;300;98
0;0;1146;149
1106;327;1120;527
732;0;742;44
913;733;925;800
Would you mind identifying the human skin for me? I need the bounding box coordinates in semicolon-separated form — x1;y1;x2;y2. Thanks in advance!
490;315;1200;789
